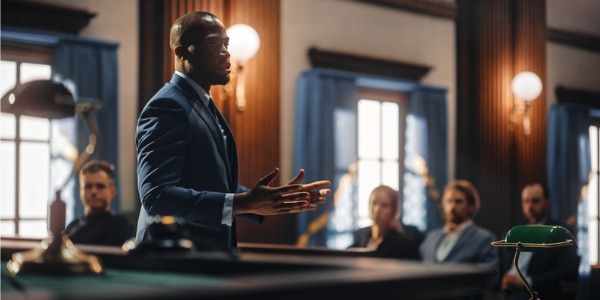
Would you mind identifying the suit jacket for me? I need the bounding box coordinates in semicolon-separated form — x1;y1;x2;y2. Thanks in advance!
420;222;500;289
64;211;134;246
350;225;422;260
136;73;259;252
502;218;580;300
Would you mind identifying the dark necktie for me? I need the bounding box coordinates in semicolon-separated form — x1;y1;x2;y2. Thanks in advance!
208;99;219;120
208;99;228;149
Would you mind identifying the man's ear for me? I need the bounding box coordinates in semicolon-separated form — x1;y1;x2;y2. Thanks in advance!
110;186;117;200
174;45;186;59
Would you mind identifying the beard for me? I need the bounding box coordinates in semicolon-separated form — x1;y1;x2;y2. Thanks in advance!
188;63;230;87
212;72;230;86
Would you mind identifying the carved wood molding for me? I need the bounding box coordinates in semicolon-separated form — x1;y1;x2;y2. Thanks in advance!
556;86;600;107
354;0;457;19
1;0;96;34
308;47;431;81
548;27;600;53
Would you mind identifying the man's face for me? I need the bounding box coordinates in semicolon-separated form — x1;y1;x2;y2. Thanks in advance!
369;190;397;227
182;17;231;87
80;171;116;215
442;188;474;226
521;184;549;224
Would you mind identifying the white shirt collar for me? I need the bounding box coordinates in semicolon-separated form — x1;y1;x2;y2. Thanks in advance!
175;71;211;106
443;219;473;235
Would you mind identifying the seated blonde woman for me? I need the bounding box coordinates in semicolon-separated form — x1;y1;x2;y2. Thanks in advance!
349;185;422;260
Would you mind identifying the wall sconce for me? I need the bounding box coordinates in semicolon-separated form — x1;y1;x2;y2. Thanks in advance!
511;71;542;136
226;24;260;111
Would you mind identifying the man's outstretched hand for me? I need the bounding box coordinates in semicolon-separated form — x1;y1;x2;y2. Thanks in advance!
286;169;331;213
233;168;331;215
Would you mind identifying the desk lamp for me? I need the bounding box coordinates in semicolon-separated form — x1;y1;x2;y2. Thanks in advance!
2;79;103;275
491;225;576;300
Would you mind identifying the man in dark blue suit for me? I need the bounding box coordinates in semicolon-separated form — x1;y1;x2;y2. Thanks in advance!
135;11;331;253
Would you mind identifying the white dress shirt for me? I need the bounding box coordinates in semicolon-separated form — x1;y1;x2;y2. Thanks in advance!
436;219;474;262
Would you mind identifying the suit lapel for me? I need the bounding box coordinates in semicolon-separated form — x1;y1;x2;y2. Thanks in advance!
444;224;475;260
204;101;238;191
170;75;235;191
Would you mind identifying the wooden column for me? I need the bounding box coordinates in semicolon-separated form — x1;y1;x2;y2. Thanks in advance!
513;0;547;202
456;0;546;236
226;0;290;244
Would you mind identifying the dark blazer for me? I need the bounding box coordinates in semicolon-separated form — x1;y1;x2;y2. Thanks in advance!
502;218;580;300
64;211;134;246
350;225;422;260
136;73;259;252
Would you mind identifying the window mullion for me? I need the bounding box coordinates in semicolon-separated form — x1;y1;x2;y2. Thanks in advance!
15;114;21;235
379;102;384;183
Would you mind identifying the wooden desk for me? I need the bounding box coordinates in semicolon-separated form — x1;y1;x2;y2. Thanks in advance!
2;238;494;300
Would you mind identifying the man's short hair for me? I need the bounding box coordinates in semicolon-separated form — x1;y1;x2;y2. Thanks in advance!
80;160;115;184
169;11;217;50
524;182;550;200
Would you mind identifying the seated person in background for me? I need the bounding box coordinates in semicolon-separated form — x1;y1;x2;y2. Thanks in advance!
349;185;422;260
63;160;134;246
419;180;499;289
501;182;579;300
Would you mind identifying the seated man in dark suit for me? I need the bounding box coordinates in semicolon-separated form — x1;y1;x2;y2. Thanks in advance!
63;160;134;246
349;185;422;260
501;182;580;300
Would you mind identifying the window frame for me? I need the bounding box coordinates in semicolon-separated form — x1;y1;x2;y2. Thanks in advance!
356;88;409;227
588;118;600;266
326;88;409;249
1;42;54;237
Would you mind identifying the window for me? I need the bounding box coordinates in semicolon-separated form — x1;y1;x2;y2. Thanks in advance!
1;53;74;238
327;89;409;249
586;121;599;266
1;60;53;238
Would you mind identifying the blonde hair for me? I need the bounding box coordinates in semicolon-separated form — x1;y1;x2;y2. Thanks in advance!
370;185;399;212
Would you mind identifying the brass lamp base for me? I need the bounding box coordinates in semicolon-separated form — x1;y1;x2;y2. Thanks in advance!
6;235;103;275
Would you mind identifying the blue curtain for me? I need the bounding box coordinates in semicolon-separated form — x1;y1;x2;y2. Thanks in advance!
547;103;599;300
547;103;591;228
294;69;359;246
53;38;120;216
405;88;448;231
294;68;448;246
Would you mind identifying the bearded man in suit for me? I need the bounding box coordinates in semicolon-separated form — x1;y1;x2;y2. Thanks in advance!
136;11;330;252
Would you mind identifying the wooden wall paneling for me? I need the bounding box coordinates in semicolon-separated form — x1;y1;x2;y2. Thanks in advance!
513;0;547;197
2;0;97;34
457;0;529;237
548;27;600;53
227;0;290;245
457;0;548;235
139;0;164;113
354;0;457;19
480;0;514;236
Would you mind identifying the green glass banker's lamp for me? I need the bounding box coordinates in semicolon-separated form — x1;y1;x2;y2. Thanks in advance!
491;225;576;300
1;79;103;275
